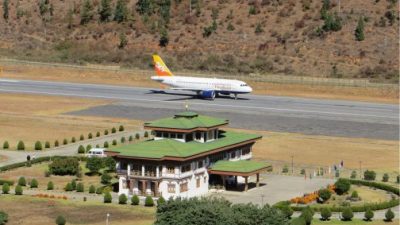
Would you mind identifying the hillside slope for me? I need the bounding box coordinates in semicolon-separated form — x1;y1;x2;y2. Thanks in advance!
0;0;398;82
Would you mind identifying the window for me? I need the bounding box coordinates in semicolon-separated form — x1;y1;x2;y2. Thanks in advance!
198;160;204;168
167;166;175;174
170;133;176;139
177;133;183;139
155;131;162;137
180;183;188;192
168;184;176;193
196;178;201;188
181;164;191;173
195;132;201;140
230;151;236;159
242;147;251;155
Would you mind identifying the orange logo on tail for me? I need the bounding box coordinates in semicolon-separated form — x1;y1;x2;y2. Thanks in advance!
153;55;173;76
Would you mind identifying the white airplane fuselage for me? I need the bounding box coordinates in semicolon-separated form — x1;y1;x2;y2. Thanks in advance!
151;76;252;98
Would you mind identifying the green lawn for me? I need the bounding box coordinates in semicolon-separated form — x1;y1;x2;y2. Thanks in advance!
312;219;399;225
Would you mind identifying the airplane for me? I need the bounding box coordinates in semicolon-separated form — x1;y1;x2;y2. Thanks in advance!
150;55;253;100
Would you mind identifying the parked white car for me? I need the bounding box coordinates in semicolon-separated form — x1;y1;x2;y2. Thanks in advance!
86;148;107;158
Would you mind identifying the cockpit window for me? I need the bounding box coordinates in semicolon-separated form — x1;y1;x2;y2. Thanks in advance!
240;83;248;87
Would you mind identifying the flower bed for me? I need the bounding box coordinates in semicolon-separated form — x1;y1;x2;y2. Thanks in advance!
32;193;68;200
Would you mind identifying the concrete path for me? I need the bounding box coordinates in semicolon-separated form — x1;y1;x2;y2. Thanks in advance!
0;130;143;167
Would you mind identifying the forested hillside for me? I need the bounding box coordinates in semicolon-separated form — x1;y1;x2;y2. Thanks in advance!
0;0;398;82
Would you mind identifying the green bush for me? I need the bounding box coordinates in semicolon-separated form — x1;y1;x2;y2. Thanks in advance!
131;194;140;205
101;173;112;185
0;179;13;186
88;133;93;139
89;185;96;193
77;145;85;154
282;165;289;173
71;179;77;190
18;177;26;186
111;127;116;133
121;137;126;143
104;141;109;148
385;208;395;222
397;175;400;184
86;157;104;174
300;207;314;225
63;139;68;145
104;192;112;203
30;179;38;188
279;204;293;219
76;183;84;192
350;170;357;179
112;139;117;145
364;208;374;221
96;187;103;194
71;137;76;143
56;215;66;225
157;196;166;206
54;140;59;147
103;157;116;172
2;141;9;149
47;181;54;190
80;134;84;141
104;129;109;135
291;217;306;225
2;183;10;194
129;135;133;142
350;190;358;198
96;131;100;137
86;144;92;152
135;133;140;139
334;178;351;195
144;131;149;138
15;185;23;195
145;196;154;207
320;207;332;221
318;189;331;203
300;169;305;175
65;183;73;191
341;207;353;221
17;141;25;150
49;157;80;176
119;125;124;132
364;170;376;181
119;194;128;204
382;173;389;182
0;211;8;225
45;141;50;148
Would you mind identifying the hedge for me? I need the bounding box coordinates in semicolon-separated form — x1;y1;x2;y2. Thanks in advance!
0;156;87;172
279;179;400;213
0;179;14;186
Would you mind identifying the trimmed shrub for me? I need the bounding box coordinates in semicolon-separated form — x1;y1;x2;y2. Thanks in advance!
364;208;374;221
86;144;92;152
18;177;26;186
56;215;66;225
65;183;73;191
103;157;116;172
54;140;59;147
0;180;13;186
144;131;149;138
15;185;23;195
77;145;85;154
318;189;331;203
385;208;395;222
96;131;100;137
80;134;84;141
382;173;389;182
157;196;166;206
71;137;76;143
119;125;124;132
104;129;109;135
320;207;332;221
71;179;77;190
282;165;289;173
121;137;126;143
17;141;25;150
131;195;140;205
35;141;43;150
119;194;128;204
2;183;10;194
0;211;8;225
364;170;376;181
89;185;96;193
86;157;104;174
95;144;100;148
300;207;314;225
63;139;68;145
30;179;38;188
88;133;93;139
45;141;50;148
341;207;353;221
350;170;357;179
135;133;140;140
104;192;112;203
350;190;358;199
47;181;54;190
101;173;112;185
76;183;84;192
112;139;117;146
3;141;9;149
334;178;351;195
104;141;109;148
111;127;117;133
96;187;103;194
145;196;154;207
279;204;293;219
49;158;80;176
129;135;133;142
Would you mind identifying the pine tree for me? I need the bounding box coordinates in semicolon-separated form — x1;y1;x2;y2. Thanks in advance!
136;0;153;15
80;0;94;25
99;0;112;22
355;17;365;41
3;0;9;21
114;0;128;23
118;32;128;49
159;27;169;47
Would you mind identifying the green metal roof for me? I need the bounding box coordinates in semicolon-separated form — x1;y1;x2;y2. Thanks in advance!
209;160;270;173
108;131;261;159
144;112;228;130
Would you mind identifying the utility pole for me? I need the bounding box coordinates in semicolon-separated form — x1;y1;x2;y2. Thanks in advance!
106;213;110;225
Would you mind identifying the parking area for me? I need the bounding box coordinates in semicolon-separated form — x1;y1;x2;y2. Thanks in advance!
208;174;333;205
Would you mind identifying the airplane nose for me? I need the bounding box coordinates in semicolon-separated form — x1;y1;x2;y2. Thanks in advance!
247;86;253;93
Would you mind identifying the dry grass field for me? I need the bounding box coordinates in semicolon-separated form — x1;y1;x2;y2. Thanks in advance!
1;64;398;103
0;195;155;225
0;93;141;150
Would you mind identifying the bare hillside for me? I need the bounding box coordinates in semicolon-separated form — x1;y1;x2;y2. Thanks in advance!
0;0;398;82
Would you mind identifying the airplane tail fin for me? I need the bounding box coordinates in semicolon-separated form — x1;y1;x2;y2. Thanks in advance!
153;55;173;76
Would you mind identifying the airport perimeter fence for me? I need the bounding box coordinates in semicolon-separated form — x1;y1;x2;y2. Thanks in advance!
0;58;397;89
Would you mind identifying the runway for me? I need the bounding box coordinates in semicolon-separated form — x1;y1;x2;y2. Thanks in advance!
0;79;398;140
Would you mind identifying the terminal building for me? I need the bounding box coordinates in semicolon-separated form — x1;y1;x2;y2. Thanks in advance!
106;111;271;199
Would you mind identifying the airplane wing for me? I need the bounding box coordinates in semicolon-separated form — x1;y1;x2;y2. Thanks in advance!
170;88;220;92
